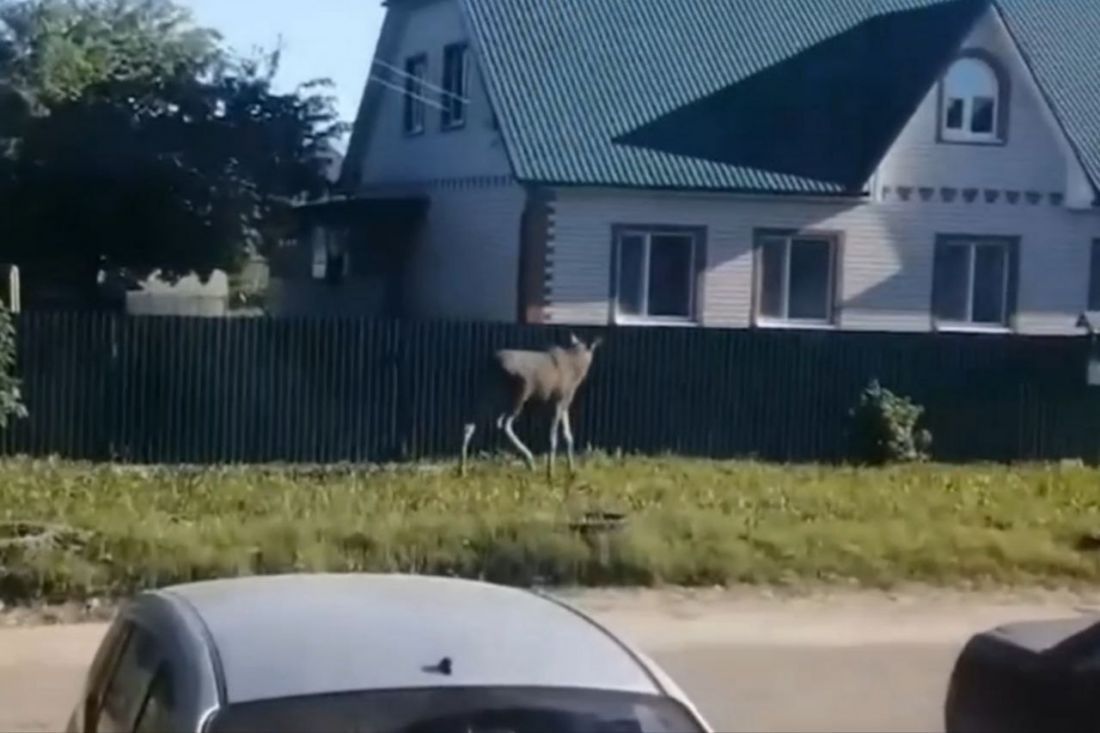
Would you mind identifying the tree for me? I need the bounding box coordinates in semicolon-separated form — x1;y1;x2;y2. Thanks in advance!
0;0;220;108
0;0;346;305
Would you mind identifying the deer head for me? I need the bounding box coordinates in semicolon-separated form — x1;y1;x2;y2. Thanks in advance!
569;332;603;352
567;332;603;379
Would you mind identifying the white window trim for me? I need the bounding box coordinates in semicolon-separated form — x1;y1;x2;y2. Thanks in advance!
939;56;1003;144
935;320;1013;334
754;319;838;331
613;228;698;325
755;233;838;328
933;238;1013;328
441;43;468;130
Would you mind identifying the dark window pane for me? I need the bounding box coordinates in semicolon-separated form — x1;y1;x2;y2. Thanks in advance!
648;234;693;317
134;666;174;733
759;237;786;319
788;238;832;321
972;244;1007;323
442;44;467;127
403;57;426;133
971;96;995;134
209;688;707;733
616;234;645;316
99;627;160;733
945;98;965;130
933;243;971;321
1089;241;1100;312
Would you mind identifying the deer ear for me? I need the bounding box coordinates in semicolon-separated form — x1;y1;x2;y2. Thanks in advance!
569;332;581;346
590;337;603;351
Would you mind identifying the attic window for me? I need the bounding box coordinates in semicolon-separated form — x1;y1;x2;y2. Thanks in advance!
441;43;468;129
403;54;428;136
940;56;1004;143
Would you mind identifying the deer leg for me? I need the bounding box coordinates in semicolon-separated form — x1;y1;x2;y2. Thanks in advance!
561;409;576;473
548;406;563;479
460;423;476;476
502;413;535;469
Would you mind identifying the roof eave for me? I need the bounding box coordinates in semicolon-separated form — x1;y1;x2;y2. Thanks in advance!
524;177;869;200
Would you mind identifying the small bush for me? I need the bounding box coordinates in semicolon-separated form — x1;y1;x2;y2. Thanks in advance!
848;380;932;465
0;302;26;428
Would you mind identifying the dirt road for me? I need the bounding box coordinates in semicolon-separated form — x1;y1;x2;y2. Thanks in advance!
3;587;1098;732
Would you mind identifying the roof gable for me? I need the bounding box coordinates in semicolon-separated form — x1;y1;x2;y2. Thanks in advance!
615;1;985;191
462;0;1100;197
995;0;1100;199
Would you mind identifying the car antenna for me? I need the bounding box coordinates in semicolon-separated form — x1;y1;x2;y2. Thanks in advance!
423;656;453;676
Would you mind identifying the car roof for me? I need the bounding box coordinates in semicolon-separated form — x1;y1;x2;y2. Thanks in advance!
156;573;665;705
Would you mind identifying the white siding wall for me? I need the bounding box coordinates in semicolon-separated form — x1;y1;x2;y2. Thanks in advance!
547;6;1100;335
547;188;1100;335
876;7;1067;196
404;181;525;322
357;0;512;185
349;0;524;323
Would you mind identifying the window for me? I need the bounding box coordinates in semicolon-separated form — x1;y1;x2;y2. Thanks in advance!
611;227;702;323
311;229;350;284
402;54;427;135
207;687;707;733
940;56;1003;142
441;43;468;129
755;231;838;324
932;235;1017;327
96;623;163;733
133;665;174;733
1089;240;1100;312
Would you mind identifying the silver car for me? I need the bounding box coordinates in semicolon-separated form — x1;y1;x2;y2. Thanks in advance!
65;573;713;733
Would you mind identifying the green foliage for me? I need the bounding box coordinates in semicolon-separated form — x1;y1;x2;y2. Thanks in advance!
0;0;347;304
0;303;26;428
3;456;1100;605
849;380;932;465
0;0;220;108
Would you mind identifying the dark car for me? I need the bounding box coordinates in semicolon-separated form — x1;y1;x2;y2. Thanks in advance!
944;613;1100;732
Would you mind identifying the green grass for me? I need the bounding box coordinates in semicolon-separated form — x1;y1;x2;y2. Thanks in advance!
2;455;1100;604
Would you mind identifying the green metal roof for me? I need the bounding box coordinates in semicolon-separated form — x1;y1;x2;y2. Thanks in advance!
461;0;1100;197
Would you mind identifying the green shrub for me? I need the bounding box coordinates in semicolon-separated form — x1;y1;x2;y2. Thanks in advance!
848;380;932;465
0;303;26;428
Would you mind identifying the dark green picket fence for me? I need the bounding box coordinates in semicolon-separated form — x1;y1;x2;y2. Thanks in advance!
4;311;1100;464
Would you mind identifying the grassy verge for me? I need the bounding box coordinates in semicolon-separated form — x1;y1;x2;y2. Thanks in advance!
2;455;1100;604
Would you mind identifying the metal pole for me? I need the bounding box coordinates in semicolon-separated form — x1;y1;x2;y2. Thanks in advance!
8;265;20;314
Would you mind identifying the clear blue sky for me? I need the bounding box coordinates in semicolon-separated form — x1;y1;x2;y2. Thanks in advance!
182;0;386;147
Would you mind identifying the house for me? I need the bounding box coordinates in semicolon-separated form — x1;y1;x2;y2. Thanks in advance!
335;0;1100;334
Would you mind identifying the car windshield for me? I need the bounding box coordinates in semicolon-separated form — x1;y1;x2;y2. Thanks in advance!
205;686;705;733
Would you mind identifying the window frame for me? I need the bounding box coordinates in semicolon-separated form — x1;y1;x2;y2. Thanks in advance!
752;228;842;328
937;51;1009;146
83;620;134;733
608;224;706;326
1088;239;1100;313
931;234;1019;332
311;228;351;284
440;42;469;131
402;53;428;137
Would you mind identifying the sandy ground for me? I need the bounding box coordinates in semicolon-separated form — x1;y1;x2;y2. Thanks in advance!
3;586;1099;733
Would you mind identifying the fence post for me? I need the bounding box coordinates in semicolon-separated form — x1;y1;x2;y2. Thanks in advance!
106;314;122;461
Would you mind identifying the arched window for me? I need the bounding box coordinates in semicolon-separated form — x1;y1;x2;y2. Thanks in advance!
941;56;1003;142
